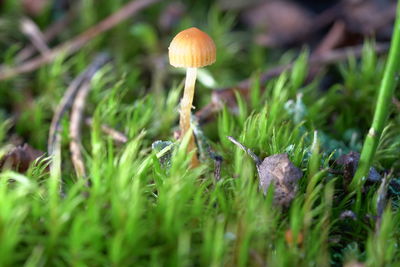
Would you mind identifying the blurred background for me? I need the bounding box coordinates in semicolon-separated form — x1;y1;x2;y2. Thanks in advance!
0;0;397;150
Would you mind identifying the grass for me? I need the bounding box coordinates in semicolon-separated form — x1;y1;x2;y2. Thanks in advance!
0;1;400;266
353;2;400;190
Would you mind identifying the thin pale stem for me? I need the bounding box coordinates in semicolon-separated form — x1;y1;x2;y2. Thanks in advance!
352;2;400;190
179;67;199;166
180;68;197;134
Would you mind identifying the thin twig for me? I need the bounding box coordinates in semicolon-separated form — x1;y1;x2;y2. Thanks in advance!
0;0;160;80
309;42;389;66
308;20;346;80
70;79;91;181
85;117;128;144
313;20;346;56
227;136;261;165
20;17;50;56
69;54;111;183
48;75;86;155
48;53;110;155
196;43;389;123
15;8;77;63
50;130;65;197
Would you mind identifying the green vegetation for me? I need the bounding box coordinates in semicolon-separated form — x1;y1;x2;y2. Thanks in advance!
353;2;400;191
0;1;399;266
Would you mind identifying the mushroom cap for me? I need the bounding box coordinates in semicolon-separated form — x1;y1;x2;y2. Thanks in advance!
169;27;216;68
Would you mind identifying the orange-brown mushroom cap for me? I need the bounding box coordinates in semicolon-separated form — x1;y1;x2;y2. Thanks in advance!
169;27;216;68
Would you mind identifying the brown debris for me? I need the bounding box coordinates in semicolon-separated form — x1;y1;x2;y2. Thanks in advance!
20;17;50;56
336;151;361;185
85;118;128;144
46;53;109;188
15;7;77;64
213;155;223;181
313;20;346;56
227;136;302;206
335;151;381;184
307;20;347;80
243;0;312;47
195;0;396;125
48;54;110;155
242;0;314;47
0;0;161;80
0;144;45;172
69;77;91;180
341;0;396;38
257;153;303;206
196;42;389;124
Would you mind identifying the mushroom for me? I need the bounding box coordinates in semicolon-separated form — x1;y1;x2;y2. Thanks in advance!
169;27;216;165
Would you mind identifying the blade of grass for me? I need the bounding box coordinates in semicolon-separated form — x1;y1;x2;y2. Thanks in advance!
352;2;400;191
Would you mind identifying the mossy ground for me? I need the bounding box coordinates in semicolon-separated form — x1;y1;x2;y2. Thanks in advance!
0;1;399;266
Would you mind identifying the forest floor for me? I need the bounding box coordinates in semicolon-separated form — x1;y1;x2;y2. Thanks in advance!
0;0;399;266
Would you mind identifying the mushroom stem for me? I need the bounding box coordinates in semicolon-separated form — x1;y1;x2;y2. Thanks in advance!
180;68;197;134
180;67;199;166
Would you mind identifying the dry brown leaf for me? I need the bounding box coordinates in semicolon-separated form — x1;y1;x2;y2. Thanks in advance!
0;143;45;172
257;153;302;206
228;136;302;206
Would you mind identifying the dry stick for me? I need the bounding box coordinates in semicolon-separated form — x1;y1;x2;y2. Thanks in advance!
47;54;110;155
20;17;50;56
227;136;261;165
313;20;346;56
48;74;86;155
69;54;111;183
85;117;128;144
15;8;76;63
196;43;390;123
70;79;92;181
307;20;346;80
50;130;65;197
0;0;160;80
